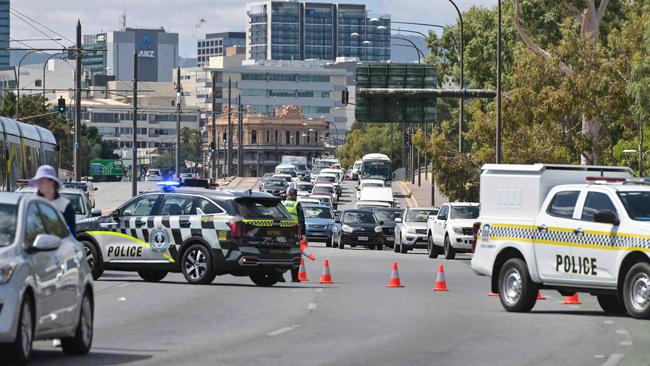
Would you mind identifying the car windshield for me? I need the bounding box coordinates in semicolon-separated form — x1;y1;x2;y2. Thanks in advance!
0;204;17;246
267;180;286;188
450;206;479;219
364;183;383;188
297;183;313;191
313;186;333;195
279;170;297;177
263;173;274;180
61;193;87;215
618;191;650;221
373;209;399;222
344;211;377;224
303;206;333;219
147;170;160;176
236;199;290;220
317;176;336;183
406;209;437;222
293;164;307;171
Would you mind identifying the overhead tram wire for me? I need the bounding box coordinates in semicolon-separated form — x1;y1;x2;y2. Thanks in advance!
2;4;75;45
0;4;71;48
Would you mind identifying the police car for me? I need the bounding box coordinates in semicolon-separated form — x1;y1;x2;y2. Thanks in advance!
76;182;301;286
471;164;650;319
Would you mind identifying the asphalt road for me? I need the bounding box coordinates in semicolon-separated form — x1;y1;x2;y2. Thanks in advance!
28;180;648;365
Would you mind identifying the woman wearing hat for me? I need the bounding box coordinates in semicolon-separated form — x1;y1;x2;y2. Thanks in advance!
30;165;76;234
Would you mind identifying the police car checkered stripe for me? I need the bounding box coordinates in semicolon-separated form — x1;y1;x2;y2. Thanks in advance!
485;224;650;250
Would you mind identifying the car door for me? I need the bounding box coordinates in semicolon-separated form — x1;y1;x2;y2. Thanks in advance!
37;202;81;330
150;194;197;262
434;205;449;245
573;190;620;286
533;190;580;283
23;202;61;335
101;194;161;265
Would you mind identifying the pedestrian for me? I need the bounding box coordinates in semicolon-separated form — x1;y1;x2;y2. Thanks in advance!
30;165;76;234
282;188;306;282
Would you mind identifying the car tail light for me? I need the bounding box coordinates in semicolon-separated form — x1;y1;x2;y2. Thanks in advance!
471;222;481;253
228;221;243;239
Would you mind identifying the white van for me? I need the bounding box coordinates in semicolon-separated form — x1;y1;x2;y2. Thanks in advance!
358;186;394;208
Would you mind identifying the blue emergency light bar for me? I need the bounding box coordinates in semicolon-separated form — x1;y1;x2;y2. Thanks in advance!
157;181;181;191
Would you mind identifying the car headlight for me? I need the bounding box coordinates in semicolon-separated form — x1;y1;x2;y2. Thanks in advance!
452;226;463;234
374;226;383;233
407;228;416;234
342;224;353;233
0;263;16;284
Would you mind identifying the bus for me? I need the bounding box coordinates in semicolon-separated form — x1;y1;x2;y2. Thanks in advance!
0;117;58;192
360;153;392;183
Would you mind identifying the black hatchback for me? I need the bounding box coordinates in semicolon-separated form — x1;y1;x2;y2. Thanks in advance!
333;209;384;250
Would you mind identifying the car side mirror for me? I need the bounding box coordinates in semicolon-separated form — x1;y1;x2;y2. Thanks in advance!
395;218;402;223
437;215;446;220
112;210;120;221
94;187;98;191
91;208;102;217
32;234;61;251
594;210;620;225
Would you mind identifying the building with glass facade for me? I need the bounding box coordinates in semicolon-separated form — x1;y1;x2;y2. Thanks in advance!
246;1;390;62
197;32;246;67
0;0;9;66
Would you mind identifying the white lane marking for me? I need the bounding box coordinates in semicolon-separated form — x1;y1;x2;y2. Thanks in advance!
308;302;317;310
117;283;129;288
267;324;300;336
620;341;632;347
316;289;323;293
615;329;629;336
594;355;606;359
603;320;614;325
602;354;624;366
117;297;126;302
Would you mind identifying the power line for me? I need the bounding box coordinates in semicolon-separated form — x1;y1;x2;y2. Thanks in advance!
6;5;75;45
1;4;70;48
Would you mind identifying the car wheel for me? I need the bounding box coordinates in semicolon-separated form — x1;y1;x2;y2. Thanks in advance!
427;236;439;259
339;241;344;249
250;272;281;287
377;244;384;250
369;244;375;250
181;244;217;285
137;270;168;282
82;240;103;280
623;262;650;319
394;242;400;253
498;258;538;312
0;295;34;364
61;291;93;355
326;237;332;248
400;243;408;254
443;235;456;260
597;294;627;314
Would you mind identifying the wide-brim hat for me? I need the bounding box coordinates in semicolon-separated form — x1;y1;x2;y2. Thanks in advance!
30;165;63;187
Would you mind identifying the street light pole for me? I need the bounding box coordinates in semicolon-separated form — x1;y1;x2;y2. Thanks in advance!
496;0;502;163
211;71;217;180
175;67;182;179
448;0;464;153
74;20;82;180
131;52;138;197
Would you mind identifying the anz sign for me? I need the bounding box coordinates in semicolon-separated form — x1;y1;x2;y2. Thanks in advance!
138;35;156;58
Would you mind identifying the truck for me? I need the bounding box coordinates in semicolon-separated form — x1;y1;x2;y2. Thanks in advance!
281;155;309;180
468;164;650;319
89;159;124;182
360;153;392;183
426;202;480;259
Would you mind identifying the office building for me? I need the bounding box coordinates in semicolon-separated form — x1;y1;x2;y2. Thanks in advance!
246;1;390;62
0;59;74;101
197;32;246;67
0;0;8;66
81;28;179;82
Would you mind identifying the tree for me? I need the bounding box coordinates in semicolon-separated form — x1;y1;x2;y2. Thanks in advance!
339;123;404;170
151;127;204;173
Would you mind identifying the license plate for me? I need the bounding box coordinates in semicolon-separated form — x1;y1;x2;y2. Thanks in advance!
358;236;368;241
387;237;394;241
267;230;281;236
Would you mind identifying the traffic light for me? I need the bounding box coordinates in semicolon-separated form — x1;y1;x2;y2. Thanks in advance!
57;97;66;114
404;132;411;146
341;88;349;105
209;142;215;152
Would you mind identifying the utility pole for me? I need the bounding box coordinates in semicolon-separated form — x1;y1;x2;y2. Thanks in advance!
74;20;82;180
131;52;138;197
227;77;233;176
237;95;243;177
211;71;217;180
496;0;502;163
175;67;181;179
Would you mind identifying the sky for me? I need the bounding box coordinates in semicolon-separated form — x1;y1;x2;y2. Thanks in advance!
9;0;497;57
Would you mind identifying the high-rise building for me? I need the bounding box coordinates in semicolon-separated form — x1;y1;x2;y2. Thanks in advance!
197;32;245;67
0;0;9;66
246;1;390;62
81;28;179;82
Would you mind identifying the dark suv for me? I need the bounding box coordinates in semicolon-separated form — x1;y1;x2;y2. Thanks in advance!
76;187;300;286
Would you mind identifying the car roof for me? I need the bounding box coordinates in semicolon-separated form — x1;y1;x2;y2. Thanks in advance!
555;183;650;193
446;202;480;206
343;209;375;214
145;187;280;200
302;204;331;209
314;183;334;187
0;192;25;205
317;173;337;178
361;179;385;184
16;187;85;195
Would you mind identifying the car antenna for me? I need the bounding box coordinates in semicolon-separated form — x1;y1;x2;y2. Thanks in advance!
246;188;252;195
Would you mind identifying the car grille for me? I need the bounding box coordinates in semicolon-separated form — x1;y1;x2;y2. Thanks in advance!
415;229;427;235
462;227;473;236
383;227;394;235
309;225;327;230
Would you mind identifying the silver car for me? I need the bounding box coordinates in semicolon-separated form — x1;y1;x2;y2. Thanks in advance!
394;207;439;253
0;193;94;363
15;186;102;222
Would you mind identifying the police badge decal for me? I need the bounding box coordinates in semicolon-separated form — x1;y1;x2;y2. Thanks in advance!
150;225;171;253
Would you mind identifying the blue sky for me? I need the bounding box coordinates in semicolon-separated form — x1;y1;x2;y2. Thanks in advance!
10;0;497;57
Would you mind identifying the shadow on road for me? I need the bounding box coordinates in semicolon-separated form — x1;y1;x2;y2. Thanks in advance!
530;310;625;318
30;350;152;365
97;277;329;289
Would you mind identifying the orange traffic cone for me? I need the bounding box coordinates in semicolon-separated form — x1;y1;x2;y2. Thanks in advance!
562;293;581;305
298;258;309;282
386;262;405;288
486;292;499;297
319;259;333;284
537;290;546;300
300;239;316;261
432;264;449;291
